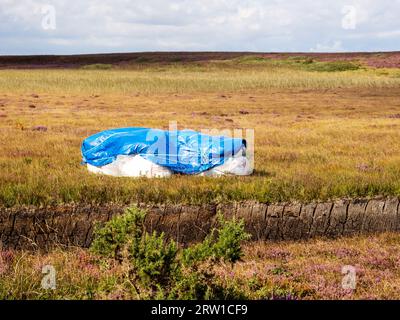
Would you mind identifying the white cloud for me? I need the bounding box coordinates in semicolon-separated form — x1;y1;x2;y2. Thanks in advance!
0;0;399;54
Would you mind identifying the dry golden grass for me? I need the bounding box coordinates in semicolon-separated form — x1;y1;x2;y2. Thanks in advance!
1;65;400;94
1;62;400;206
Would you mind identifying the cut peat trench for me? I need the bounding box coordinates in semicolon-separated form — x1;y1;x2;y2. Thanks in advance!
0;197;399;250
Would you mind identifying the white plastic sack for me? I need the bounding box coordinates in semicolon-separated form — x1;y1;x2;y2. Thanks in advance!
199;155;252;176
87;150;252;178
87;154;173;178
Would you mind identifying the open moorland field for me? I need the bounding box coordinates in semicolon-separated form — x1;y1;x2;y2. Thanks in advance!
1;52;400;299
1;54;400;206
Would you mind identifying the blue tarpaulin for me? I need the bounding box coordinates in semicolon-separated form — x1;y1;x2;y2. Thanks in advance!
81;127;246;175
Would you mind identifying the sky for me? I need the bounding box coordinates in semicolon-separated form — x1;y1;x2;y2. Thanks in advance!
0;0;399;55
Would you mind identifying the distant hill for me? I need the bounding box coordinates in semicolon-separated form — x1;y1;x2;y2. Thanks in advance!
0;51;399;69
0;52;249;69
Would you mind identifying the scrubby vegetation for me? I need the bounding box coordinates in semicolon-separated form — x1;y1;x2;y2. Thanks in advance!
234;55;361;72
305;60;361;72
81;63;113;70
90;207;250;299
2;207;400;299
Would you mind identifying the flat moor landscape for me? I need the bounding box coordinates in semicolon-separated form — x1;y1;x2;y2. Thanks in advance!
1;52;400;299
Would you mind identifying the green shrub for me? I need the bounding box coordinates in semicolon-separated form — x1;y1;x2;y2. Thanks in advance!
169;263;247;300
183;214;251;266
287;56;314;64
130;231;178;287
279;58;360;72
234;55;268;64
81;63;113;70
213;215;251;263
90;206;250;299
302;57;314;65
90;207;146;260
305;61;360;72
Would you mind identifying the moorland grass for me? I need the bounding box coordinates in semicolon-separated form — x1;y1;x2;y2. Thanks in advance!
1;60;400;206
81;63;114;70
1;60;400;95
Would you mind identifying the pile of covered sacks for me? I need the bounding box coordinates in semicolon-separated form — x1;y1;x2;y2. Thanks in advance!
81;127;253;177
